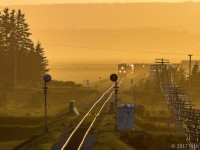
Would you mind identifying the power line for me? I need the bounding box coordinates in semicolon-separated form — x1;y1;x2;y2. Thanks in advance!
43;42;200;56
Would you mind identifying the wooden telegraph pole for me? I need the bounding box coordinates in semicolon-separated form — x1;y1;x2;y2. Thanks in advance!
188;54;193;95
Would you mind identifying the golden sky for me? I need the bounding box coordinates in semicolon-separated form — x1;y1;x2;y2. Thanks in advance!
1;1;200;65
1;0;200;6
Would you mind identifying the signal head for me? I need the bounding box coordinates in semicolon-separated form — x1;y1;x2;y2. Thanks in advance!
110;74;118;82
43;74;52;82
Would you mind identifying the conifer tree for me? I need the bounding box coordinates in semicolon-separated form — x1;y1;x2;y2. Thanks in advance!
34;42;49;81
190;62;200;93
191;62;200;83
27;42;49;81
0;8;49;83
0;8;11;81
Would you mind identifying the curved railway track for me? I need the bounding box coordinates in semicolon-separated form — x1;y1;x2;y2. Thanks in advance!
61;78;124;150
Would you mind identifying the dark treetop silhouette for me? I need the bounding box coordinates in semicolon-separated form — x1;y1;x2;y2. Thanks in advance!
0;8;49;83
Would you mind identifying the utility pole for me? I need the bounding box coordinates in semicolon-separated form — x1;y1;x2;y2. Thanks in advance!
133;86;136;128
43;74;52;133
155;58;170;73
99;77;101;87
130;78;133;92
134;86;136;107
155;58;170;85
188;54;193;95
87;80;89;91
14;49;17;87
130;64;134;92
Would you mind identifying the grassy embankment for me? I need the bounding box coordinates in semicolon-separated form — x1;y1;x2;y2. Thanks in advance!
92;77;186;150
0;80;102;150
3;77;187;150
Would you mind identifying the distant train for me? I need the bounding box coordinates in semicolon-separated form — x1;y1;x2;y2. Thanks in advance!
118;63;150;77
118;64;129;77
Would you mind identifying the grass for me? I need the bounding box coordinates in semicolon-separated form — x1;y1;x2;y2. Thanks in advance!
93;114;135;150
0;86;97;117
120;130;186;150
91;77;187;150
91;108;178;150
0;126;41;141
31;77;183;150
0;77;190;149
21;111;89;150
0;83;101;150
24;131;61;150
0;140;25;150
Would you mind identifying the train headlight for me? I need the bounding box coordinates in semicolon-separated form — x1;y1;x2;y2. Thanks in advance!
121;67;124;70
119;70;122;73
123;70;126;73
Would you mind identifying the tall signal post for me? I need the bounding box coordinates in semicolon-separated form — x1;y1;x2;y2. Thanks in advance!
130;64;134;92
43;74;52;133
99;77;101;87
110;74;119;130
188;54;193;95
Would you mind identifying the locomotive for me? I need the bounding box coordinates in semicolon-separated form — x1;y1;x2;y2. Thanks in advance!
118;63;130;77
118;63;149;77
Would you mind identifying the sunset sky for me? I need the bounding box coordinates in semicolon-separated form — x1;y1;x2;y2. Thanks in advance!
1;1;199;64
1;0;200;5
1;0;200;80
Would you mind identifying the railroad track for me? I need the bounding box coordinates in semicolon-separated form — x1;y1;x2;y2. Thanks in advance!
61;78;124;150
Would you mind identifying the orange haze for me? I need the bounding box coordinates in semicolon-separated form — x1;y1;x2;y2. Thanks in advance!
1;3;200;63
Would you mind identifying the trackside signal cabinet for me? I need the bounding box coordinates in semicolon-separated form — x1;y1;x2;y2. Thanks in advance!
117;104;134;131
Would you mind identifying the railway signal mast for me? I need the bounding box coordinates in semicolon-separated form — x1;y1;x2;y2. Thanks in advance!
43;74;52;133
110;74;119;130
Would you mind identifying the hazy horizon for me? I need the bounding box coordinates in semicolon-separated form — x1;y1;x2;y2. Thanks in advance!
1;2;200;65
1;0;200;6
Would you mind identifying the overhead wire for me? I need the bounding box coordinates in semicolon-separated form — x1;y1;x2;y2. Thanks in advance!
43;42;200;56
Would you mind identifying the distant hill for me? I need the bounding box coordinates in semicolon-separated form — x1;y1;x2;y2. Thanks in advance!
1;3;200;32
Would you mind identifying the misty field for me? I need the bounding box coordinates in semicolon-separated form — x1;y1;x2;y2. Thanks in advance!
0;81;101;150
49;62;117;82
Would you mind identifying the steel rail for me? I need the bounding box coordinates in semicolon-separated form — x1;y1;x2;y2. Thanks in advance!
77;92;114;150
77;78;124;150
61;83;114;150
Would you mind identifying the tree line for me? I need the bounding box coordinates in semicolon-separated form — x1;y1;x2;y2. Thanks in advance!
167;62;200;96
0;8;49;84
141;62;200;98
190;62;200;94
